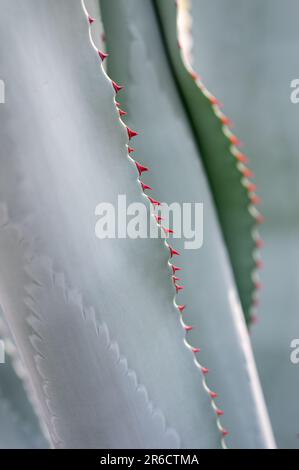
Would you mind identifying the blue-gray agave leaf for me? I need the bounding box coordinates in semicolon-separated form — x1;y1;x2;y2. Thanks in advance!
0;316;48;448
0;0;224;448
100;0;275;449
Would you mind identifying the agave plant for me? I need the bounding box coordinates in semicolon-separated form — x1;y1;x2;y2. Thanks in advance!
0;0;289;449
189;0;299;449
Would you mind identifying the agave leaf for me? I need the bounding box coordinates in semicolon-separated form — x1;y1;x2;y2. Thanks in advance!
0;0;227;448
100;0;275;448
0;347;48;448
153;0;260;324
0;309;50;445
190;0;299;449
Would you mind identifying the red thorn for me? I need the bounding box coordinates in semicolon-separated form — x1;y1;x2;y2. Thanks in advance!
128;146;135;154
88;16;95;24
112;80;124;94
127;127;138;140
216;409;224;416
222;429;229;437
256;259;264;269
184;325;193;332
201;367;209;375
172;265;182;274
250;194;262;205
256;213;265;224
247;183;257;192
253;298;260;307
229;135;241;146
209;95;220;106
115;101;121;107
98;50;109;61
190;70;199;81
169;247;180;258
255;282;262;290
135;162;148;176
172;276;180;283
140;182;152;192
236;152;249;164
221;115;232;126
177;304;186;313
155;215;164;223
192;347;200;353
163;227;174;234
175;284;184;293
209;391;218;399
147;196;160;206
256;238;264;249
252;314;259;324
119;109;127;117
243;168;254;178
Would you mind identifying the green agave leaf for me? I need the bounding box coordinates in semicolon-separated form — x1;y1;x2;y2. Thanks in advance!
0;0;227;448
100;0;275;448
153;0;261;324
190;0;299;449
